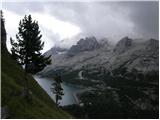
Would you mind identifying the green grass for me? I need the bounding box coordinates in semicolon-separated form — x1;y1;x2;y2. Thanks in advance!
1;49;72;118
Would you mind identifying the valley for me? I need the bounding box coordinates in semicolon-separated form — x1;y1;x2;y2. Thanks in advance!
37;36;159;118
2;1;159;119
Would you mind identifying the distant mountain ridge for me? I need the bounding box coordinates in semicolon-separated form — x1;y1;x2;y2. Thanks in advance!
67;36;101;56
113;36;133;54
41;36;158;76
44;46;68;56
40;36;159;119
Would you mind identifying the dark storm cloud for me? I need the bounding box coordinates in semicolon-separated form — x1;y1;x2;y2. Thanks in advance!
3;2;44;15
40;1;159;40
40;2;134;41
3;1;159;52
129;1;159;39
112;1;159;39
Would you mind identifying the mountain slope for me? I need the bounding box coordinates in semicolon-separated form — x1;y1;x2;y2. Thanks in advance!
1;50;72;118
67;36;101;56
40;36;158;76
107;37;158;72
1;15;71;118
39;36;159;118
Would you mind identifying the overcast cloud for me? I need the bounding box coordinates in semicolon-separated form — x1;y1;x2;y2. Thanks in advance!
2;1;159;53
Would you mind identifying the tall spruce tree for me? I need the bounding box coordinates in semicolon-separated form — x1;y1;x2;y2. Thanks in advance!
10;15;51;100
10;37;19;61
51;73;64;106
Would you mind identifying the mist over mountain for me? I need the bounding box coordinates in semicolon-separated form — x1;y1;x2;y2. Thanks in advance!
3;1;159;118
113;36;133;54
44;46;68;56
67;36;101;56
41;36;158;75
4;1;159;53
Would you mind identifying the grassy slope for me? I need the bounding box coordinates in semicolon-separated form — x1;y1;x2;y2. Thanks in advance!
1;49;71;118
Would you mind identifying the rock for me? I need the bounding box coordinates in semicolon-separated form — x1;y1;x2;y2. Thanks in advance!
67;36;101;56
40;36;158;76
113;36;133;54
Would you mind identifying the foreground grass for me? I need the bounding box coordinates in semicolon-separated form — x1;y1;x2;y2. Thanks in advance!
1;49;71;118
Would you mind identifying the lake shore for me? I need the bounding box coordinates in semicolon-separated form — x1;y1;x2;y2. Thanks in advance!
34;75;85;106
72;87;93;105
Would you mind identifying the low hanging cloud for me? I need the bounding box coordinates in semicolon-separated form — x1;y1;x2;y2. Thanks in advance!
3;1;159;52
3;9;81;52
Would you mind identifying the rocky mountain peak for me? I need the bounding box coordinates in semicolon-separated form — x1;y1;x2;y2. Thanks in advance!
41;36;158;76
113;36;133;54
76;36;99;48
67;36;101;56
145;38;159;52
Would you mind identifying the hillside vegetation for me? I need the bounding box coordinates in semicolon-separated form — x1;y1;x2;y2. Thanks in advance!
1;47;71;118
1;14;71;118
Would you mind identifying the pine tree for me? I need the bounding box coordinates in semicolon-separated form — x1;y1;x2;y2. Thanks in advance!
10;37;19;61
51;73;64;106
10;15;51;101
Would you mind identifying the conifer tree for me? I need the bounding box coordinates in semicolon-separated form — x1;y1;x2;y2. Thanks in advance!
10;15;51;100
51;73;64;106
10;37;19;61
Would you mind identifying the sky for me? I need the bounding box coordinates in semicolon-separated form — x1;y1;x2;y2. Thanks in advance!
2;1;159;53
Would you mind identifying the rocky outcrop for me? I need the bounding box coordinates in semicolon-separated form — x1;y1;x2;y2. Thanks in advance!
113;36;133;54
67;36;101;56
41;37;159;76
145;39;159;51
110;38;159;72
